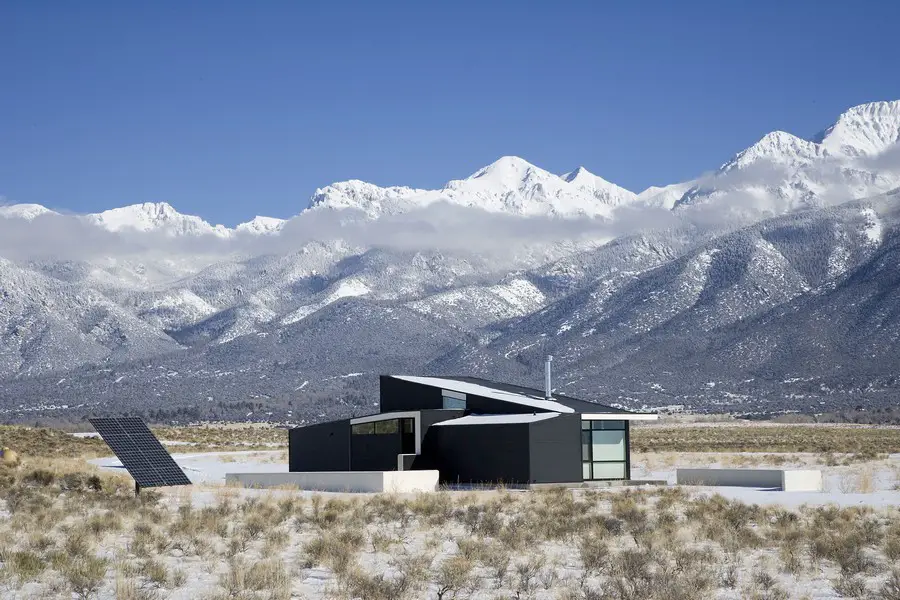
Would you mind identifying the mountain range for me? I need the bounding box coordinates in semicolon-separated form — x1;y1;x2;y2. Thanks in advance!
1;100;899;424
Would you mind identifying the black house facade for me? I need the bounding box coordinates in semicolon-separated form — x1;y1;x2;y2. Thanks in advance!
288;375;657;485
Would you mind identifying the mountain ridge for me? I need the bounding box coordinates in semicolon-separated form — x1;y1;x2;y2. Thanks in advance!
2;100;900;423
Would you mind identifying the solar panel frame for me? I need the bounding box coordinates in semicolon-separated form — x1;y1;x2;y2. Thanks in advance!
89;417;192;488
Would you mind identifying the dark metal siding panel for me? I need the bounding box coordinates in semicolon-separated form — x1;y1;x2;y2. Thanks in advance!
379;376;443;412
419;409;466;438
410;409;465;471
350;432;404;471
426;423;531;484
527;415;583;484
288;420;350;472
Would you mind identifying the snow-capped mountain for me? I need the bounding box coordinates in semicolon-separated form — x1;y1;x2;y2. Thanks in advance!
308;157;624;218
84;202;232;237
561;166;637;207
0;203;59;220
815;100;900;157
1;100;900;423
308;180;428;218
636;181;697;209
234;216;287;235
676;100;900;212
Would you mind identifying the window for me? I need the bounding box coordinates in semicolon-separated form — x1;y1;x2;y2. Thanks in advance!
374;419;398;434
351;422;374;435
591;462;626;479
441;390;467;410
351;419;402;435
442;396;466;410
591;420;624;430
591;430;625;461
401;418;414;434
581;419;627;480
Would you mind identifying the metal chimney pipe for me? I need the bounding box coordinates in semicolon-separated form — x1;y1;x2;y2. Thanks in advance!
544;355;553;400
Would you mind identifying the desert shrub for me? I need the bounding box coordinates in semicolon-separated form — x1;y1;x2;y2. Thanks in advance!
301;527;364;575
832;574;869;598
745;570;789;600
884;524;900;561
23;468;56;487
62;555;108;600
455;537;490;562
9;550;45;581
497;514;535;550
456;502;503;536
141;558;169;587
433;554;475;600
63;526;96;558
513;553;546;598
876;570;900;600
244;558;290;594
85;511;123;536
483;544;511;588
809;531;877;575
409;492;454;526
263;527;290;554
115;573;162;600
578;531;610;581
344;553;429;600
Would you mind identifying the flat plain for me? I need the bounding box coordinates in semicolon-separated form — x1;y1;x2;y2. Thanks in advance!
0;422;898;599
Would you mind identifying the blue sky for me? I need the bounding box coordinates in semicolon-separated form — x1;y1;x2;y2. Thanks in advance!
2;1;899;225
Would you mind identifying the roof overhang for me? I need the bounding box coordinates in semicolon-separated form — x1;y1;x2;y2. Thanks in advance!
580;413;659;421
391;375;575;413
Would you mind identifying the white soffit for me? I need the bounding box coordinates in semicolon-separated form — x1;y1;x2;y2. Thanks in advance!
393;375;575;413
434;413;560;426
581;413;658;421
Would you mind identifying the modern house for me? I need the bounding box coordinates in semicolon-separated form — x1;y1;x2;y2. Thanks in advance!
289;366;658;486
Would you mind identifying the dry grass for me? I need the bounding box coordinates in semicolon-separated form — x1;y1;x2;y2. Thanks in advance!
0;424;898;598
0;423;287;462
631;423;900;454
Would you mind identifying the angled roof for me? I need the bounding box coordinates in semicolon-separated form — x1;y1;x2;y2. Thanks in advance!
388;374;634;415
391;375;574;413
434;413;560;426
438;375;635;414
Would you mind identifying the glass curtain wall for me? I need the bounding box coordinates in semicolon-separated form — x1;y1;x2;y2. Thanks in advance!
581;420;626;480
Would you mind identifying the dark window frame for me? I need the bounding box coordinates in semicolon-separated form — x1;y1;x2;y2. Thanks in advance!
581;419;627;480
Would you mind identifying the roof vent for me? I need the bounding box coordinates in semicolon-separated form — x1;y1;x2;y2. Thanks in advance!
544;355;553;400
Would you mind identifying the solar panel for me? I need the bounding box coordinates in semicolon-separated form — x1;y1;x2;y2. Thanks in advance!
89;417;192;488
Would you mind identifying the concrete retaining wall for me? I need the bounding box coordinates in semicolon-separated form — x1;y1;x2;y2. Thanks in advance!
780;470;823;492
225;470;439;493
676;468;822;492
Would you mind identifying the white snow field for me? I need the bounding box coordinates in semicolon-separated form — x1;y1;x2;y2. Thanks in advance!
0;445;891;599
89;449;900;508
633;452;900;509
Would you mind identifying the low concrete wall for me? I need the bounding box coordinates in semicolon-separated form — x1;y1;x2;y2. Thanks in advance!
781;470;823;492
226;470;439;493
676;468;822;492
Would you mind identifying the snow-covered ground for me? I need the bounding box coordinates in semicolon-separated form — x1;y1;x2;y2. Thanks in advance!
90;450;900;510
633;451;900;508
90;450;288;485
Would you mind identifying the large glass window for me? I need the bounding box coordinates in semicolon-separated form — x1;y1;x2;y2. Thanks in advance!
374;419;398;434
351;422;374;435
442;392;466;410
591;430;625;461
581;420;627;480
352;419;402;435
